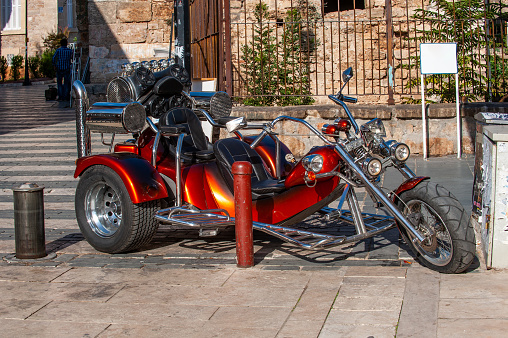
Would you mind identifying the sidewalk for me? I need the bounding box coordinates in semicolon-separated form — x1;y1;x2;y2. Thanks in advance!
1;85;506;337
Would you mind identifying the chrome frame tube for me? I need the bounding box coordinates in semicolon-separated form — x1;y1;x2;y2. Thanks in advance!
146;118;161;167
334;143;425;243
73;80;91;158
398;164;417;180
152;131;161;167
175;133;185;207
347;187;367;235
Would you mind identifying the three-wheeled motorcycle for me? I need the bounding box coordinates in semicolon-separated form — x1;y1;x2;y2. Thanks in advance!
73;62;475;273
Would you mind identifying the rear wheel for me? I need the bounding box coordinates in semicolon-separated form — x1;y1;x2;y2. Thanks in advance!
397;181;475;273
75;165;160;253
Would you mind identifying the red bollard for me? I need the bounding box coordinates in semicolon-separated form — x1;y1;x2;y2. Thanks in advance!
232;161;254;268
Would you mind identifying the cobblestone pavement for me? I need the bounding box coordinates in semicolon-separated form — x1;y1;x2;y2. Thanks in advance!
2;85;504;338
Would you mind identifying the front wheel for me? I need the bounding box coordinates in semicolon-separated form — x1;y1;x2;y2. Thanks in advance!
75;165;161;253
397;181;475;273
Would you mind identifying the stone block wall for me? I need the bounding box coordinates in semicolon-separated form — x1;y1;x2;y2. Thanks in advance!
224;102;508;157
87;0;173;83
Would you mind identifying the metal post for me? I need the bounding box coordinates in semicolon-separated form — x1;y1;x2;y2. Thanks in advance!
22;0;31;86
174;0;191;76
232;161;254;268
385;0;394;105
12;183;46;259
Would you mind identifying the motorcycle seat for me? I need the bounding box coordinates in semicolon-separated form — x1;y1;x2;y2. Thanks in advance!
159;107;215;163
213;138;285;200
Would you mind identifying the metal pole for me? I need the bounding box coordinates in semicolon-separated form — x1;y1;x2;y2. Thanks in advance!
223;0;233;95
456;73;461;158
22;0;31;86
385;0;394;105
174;0;191;77
232;161;254;268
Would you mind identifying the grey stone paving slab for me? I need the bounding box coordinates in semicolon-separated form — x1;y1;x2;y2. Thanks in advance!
0;319;109;338
319;324;396;338
29;301;219;326
437;318;508;338
0;266;70;282
395;267;440;338
108;284;304;307
208;306;293;329
439;298;508;319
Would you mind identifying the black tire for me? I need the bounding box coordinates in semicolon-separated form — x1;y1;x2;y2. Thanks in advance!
396;181;475;273
75;165;160;253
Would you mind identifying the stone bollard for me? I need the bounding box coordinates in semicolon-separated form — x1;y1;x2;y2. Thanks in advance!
12;183;46;259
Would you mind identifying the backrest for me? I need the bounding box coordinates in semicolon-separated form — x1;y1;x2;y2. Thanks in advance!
159;107;208;151
213;138;269;190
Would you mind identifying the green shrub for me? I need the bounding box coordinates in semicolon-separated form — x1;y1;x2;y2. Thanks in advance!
10;55;24;81
43;28;69;51
40;49;56;78
0;56;7;82
28;56;41;78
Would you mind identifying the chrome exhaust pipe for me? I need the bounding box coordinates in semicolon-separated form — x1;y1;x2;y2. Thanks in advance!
73;80;91;158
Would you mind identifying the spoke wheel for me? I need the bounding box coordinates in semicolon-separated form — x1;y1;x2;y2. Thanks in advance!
397;181;475;273
76;165;160;253
402;200;453;266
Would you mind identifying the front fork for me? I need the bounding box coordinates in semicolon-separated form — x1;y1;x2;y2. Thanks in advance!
334;144;426;244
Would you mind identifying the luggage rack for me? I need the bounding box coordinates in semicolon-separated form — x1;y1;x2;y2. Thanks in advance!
154;206;396;250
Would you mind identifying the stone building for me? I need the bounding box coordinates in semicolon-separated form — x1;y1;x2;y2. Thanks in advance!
0;0;78;76
85;0;173;83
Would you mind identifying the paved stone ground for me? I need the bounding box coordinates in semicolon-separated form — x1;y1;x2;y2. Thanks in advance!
1;85;506;337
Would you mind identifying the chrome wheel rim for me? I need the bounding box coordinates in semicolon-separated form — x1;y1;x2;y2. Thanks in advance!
403;200;453;266
85;182;122;238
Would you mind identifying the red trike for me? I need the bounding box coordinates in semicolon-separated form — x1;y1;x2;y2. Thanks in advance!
73;64;475;273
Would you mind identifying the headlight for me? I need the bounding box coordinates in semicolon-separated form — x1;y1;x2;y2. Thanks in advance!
390;142;410;162
140;61;149;69
131;62;140;69
360;118;386;137
302;154;324;173
362;157;382;177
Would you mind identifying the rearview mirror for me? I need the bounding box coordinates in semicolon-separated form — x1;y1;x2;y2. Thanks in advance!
226;117;247;133
342;67;353;83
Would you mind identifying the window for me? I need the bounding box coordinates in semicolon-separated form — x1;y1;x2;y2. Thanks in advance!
1;0;21;31
66;0;73;28
323;0;365;14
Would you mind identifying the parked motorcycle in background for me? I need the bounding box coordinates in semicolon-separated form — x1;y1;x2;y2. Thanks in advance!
73;62;476;274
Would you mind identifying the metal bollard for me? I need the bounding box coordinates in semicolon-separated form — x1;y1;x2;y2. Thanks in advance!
12;183;46;259
232;161;254;268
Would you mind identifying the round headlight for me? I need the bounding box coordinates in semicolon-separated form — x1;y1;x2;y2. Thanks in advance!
131;62;140;69
149;60;158;70
390;143;410;162
362;157;382;177
302;154;324;173
140;61;149;68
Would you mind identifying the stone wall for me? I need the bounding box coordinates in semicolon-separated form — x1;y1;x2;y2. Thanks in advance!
0;0;57;58
225;102;508;157
87;0;173;83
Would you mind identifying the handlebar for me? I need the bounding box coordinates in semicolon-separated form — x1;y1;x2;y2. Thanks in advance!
327;94;360;134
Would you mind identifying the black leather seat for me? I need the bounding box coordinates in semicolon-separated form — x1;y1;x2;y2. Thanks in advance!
159;107;214;163
213;138;285;200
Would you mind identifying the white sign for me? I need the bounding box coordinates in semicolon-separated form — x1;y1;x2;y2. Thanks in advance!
419;42;461;159
420;43;458;75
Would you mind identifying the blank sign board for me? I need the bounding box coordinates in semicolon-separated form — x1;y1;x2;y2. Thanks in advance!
420;43;458;74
